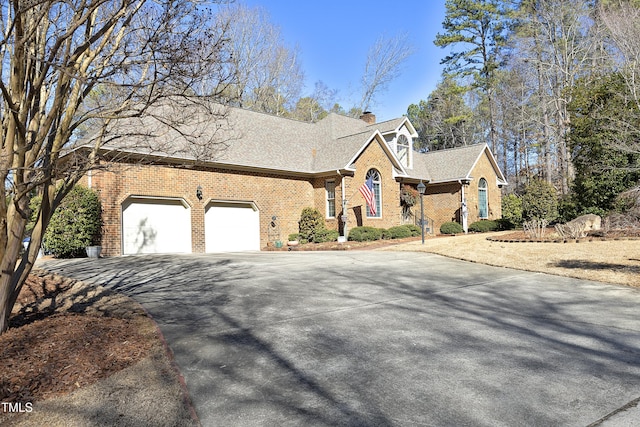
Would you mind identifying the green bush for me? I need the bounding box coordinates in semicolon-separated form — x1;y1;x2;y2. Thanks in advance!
387;225;413;239
43;186;102;258
468;220;500;233
405;224;421;237
440;221;463;235
298;207;325;243
288;233;300;241
495;218;516;230
501;193;523;227
314;229;340;243
522;179;558;222
348;226;383;242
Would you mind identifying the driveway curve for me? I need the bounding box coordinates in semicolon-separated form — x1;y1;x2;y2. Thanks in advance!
41;251;640;426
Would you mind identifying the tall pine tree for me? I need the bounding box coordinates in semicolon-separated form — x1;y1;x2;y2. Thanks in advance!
434;0;510;154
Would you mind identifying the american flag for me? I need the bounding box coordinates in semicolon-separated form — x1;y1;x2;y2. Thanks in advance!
359;176;376;216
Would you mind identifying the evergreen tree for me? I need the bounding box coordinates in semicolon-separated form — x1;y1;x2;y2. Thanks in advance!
568;73;640;214
434;0;511;153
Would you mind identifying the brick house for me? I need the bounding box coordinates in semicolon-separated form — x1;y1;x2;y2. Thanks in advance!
79;106;507;255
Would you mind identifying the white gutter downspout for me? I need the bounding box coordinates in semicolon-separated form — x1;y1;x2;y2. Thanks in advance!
459;179;468;234
338;170;348;242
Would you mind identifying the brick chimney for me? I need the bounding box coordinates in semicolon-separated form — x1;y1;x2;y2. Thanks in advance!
360;111;376;124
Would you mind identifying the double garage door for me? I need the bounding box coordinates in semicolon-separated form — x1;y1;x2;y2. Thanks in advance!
122;198;260;254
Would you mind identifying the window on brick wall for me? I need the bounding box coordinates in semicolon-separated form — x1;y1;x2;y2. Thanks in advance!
326;180;336;218
365;169;382;218
478;178;488;219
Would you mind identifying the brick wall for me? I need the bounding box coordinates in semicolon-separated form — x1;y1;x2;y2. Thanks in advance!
346;138;402;230
422;182;462;232
87;145;504;254
466;152;503;223
402;150;504;234
91;161;315;256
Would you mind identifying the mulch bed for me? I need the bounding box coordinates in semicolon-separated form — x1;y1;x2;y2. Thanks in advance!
1;274;154;405
264;236;424;251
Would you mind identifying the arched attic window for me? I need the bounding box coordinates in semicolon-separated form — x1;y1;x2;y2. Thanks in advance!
396;135;410;167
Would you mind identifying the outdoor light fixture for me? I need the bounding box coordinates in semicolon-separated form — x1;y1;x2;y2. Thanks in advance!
417;180;426;244
196;185;203;200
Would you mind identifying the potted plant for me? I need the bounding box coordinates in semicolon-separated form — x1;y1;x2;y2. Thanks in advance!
85;233;102;258
287;233;299;246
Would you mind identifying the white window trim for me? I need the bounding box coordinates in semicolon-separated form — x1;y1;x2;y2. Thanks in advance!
396;134;411;169
365;169;382;219
478;178;488;219
325;179;336;219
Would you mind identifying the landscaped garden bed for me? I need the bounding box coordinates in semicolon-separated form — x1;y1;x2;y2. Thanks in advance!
487;228;640;243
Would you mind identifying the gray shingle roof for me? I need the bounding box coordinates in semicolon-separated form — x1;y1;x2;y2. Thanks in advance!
90;104;504;184
409;143;507;184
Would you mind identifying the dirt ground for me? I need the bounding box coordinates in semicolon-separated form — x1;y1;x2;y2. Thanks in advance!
1;272;197;426
1;231;638;426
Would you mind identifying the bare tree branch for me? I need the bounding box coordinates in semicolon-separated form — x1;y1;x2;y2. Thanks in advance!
359;33;414;113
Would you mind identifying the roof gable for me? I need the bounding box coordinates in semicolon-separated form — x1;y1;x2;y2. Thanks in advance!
408;143;507;185
342;130;407;174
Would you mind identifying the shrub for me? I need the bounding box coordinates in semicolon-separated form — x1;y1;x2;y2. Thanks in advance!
298;207;325;243
522;179;558;222
495;218;516;230
468;220;499;233
43;186;102;258
348;226;383;242
523;219;548;239
381;228;391;239
440;221;463;235
558;195;579;223
288;233;299;242
387;225;413;239
314;229;340;243
501;193;523;227
405;224;422;237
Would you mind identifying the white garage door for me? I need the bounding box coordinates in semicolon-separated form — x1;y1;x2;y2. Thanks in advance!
122;198;192;254
205;202;260;252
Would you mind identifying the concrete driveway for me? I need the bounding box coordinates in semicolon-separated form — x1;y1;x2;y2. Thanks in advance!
41;251;640;426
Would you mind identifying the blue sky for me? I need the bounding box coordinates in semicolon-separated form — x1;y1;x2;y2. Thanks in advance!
240;1;448;121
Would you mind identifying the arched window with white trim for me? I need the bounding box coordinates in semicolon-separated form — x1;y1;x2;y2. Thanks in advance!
365;169;382;218
478;178;488;219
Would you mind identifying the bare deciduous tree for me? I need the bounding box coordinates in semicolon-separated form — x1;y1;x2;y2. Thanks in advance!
359;33;414;113
214;4;304;115
0;0;233;332
599;0;640;156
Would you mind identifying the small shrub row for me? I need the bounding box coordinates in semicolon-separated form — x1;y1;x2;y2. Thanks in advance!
468;220;500;233
348;224;422;242
315;228;340;243
348;226;382;242
385;224;421;239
